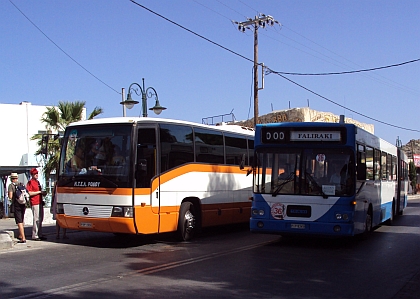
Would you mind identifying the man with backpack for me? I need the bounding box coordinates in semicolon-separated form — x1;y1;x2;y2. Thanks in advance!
26;168;47;241
7;172;27;243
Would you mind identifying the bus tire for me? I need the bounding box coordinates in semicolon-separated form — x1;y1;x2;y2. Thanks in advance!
364;208;373;234
386;200;395;225
177;202;196;241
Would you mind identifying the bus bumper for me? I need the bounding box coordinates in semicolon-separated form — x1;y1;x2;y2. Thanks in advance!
250;218;355;236
57;215;137;234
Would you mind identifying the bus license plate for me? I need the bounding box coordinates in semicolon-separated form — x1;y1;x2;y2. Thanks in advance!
291;223;305;229
80;222;93;228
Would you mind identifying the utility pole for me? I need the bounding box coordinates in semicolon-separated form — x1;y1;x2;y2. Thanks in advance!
235;14;280;128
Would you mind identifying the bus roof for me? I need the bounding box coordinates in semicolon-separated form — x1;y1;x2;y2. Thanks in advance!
67;117;254;136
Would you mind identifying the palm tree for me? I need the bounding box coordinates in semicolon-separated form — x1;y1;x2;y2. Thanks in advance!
32;101;103;187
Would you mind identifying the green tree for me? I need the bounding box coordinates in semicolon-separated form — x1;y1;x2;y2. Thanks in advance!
32;101;103;186
409;161;417;194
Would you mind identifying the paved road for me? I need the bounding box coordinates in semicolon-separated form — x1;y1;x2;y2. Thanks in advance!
1;195;420;299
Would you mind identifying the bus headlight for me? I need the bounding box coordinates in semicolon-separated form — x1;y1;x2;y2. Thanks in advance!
111;206;133;217
335;213;349;220
252;209;265;216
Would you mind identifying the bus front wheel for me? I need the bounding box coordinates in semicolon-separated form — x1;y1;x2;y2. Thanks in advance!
177;202;196;241
386;200;396;225
364;209;373;234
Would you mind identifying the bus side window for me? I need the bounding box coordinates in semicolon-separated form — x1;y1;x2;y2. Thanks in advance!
159;124;194;173
357;144;366;180
365;146;374;180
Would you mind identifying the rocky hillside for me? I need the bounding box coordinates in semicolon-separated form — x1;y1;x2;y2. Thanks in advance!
401;140;420;159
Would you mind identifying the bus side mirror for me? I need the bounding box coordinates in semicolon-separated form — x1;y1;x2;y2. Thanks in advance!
246;168;253;176
239;154;246;170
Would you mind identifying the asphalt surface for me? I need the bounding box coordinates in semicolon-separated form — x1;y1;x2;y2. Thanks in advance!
1;195;420;299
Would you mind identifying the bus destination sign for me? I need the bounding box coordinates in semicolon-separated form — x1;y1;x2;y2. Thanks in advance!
261;127;344;144
290;131;341;141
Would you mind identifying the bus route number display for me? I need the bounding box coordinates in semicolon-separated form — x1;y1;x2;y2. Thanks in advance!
261;127;288;143
263;129;286;143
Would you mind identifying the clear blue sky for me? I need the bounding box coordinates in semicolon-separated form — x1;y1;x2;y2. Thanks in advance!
1;0;419;146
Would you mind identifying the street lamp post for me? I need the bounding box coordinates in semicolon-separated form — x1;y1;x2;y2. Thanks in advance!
121;78;166;117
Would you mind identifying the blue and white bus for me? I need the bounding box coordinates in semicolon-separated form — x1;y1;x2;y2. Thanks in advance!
250;122;409;236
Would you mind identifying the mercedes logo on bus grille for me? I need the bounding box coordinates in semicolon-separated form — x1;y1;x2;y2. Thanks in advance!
82;207;89;215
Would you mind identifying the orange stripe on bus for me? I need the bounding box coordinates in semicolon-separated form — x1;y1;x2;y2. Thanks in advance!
158;163;250;186
58;163;250;195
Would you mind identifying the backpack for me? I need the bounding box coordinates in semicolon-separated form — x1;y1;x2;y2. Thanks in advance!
15;183;29;205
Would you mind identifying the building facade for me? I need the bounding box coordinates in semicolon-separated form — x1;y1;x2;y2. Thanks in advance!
0;102;86;217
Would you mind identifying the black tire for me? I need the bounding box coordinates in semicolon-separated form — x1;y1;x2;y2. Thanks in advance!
177;202;196;241
361;209;373;240
364;209;373;234
386;200;395;225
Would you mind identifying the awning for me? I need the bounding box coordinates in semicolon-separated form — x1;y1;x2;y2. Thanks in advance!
0;166;39;177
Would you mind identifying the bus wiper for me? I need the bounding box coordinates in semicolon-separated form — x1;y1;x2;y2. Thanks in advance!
272;173;295;197
305;171;328;199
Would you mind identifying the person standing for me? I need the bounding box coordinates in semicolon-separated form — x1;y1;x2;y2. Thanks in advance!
7;172;27;243
26;168;47;241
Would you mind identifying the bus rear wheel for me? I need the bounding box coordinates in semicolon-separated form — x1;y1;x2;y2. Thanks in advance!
177;202;196;241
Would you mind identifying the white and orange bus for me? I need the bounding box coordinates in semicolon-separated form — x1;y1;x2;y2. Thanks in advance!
56;117;254;240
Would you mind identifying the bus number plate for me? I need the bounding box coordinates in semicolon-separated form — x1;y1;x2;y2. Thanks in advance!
80;222;93;228
291;223;306;229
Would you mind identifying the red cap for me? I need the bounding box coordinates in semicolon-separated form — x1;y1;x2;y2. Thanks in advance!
30;168;38;175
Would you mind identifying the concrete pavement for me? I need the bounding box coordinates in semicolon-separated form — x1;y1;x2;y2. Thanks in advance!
0;207;56;249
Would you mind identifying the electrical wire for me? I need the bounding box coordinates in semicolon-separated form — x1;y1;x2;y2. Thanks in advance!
220;1;420;95
11;0;418;133
9;0;121;95
129;0;254;64
268;58;420;76
130;0;419;133
266;67;420;133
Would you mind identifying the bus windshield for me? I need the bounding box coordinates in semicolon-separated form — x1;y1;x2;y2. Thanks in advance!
59;124;132;187
254;147;355;197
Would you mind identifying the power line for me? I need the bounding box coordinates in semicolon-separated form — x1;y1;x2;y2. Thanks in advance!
268;58;420;76
130;0;419;133
9;0;120;95
266;67;420;133
193;0;419;97
225;1;420;96
280;25;420;95
129;0;253;64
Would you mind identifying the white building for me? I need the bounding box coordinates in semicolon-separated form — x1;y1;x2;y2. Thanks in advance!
0;102;85;217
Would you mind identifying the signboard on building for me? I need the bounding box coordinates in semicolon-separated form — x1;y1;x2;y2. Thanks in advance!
414;154;420;167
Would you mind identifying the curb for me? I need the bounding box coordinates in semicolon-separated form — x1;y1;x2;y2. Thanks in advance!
0;231;13;250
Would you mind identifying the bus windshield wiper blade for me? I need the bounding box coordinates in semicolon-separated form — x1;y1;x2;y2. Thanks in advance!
272;173;295;197
305;171;328;199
